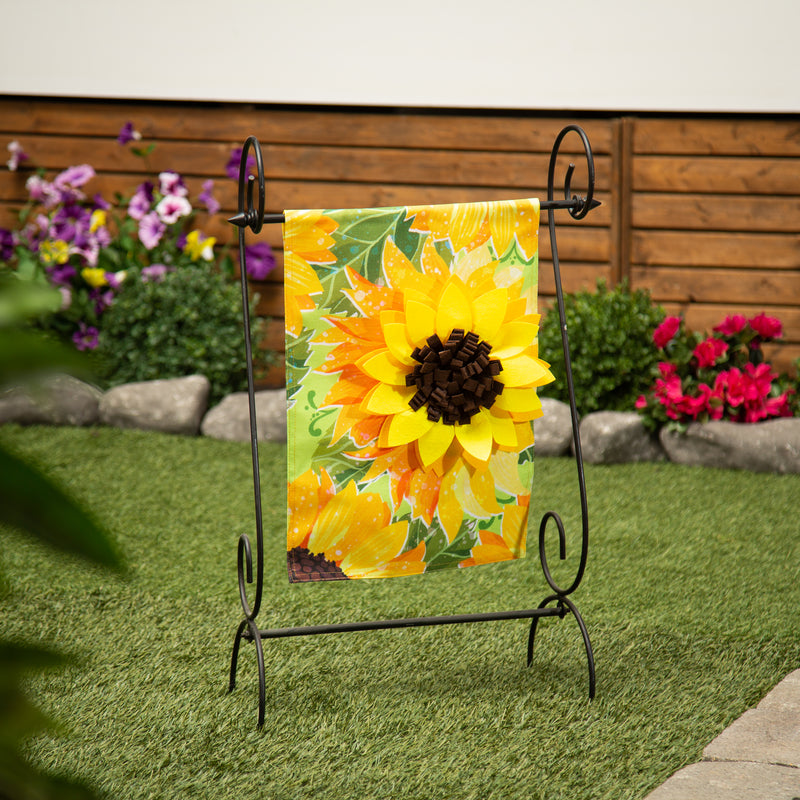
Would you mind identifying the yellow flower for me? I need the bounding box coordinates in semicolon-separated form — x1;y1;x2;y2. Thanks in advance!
89;209;107;233
283;211;337;337
39;239;70;265
287;469;418;580
183;229;216;261
408;198;539;260
81;267;108;288
318;236;553;474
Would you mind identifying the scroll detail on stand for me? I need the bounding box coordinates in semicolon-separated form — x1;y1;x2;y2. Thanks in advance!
227;125;599;727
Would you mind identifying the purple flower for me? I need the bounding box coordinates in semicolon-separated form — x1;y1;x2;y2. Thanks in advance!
245;242;276;280
128;182;154;221
54;164;95;190
47;263;77;286
155;194;192;224
138;211;166;249
0;227;14;261
199;179;221;215
117;121;142;146
26;175;59;208
72;323;99;351
91;288;115;315
7;140;28;171
141;263;173;282
158;171;188;197
92;193;111;211
226;146;256;181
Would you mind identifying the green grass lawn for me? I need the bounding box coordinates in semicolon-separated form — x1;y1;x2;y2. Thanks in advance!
2;425;799;800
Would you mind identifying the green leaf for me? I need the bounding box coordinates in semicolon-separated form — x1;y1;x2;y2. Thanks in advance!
0;445;123;571
0;329;89;385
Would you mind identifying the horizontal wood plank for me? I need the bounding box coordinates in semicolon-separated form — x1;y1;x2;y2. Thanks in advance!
633;155;800;195
634;118;800;157
632;193;800;233
632;230;800;268
0;97;614;153
630;265;800;305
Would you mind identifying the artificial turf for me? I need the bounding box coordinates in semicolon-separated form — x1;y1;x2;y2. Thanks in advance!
2;425;799;799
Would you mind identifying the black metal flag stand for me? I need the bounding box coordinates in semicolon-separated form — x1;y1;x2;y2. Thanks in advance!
228;124;600;727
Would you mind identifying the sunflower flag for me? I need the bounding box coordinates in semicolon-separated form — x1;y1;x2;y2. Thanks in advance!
283;200;554;583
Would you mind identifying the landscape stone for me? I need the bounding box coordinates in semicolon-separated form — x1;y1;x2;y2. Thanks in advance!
660;418;800;474
579;410;665;464
0;373;102;426
200;389;287;443
643;761;800;800
757;669;800;713
534;397;573;456
99;375;210;435
702;708;800;768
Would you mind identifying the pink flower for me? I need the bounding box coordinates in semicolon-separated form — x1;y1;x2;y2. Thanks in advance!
127;183;153;221
6;140;28;171
748;312;782;340
138;212;165;249
653;316;681;349
54;164;95;190
713;314;747;336
141;263;173;282
693;337;728;369
635;395;648;410
155;194;192;224
158;171;188;198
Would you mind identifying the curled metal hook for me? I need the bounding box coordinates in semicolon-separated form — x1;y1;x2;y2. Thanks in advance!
547;124;598;220
228;136;266;234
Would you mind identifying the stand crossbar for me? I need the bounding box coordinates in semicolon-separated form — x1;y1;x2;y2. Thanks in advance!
227;123;599;727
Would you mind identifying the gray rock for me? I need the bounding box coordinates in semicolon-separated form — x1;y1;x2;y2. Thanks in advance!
99;375;210;435
757;669;800;713
534;397;573;456
660;418;800;473
579;411;665;465
201;389;286;443
0;374;102;426
643;761;800;799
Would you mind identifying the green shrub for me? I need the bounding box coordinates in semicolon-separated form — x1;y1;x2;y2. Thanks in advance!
95;265;264;404
537;279;665;414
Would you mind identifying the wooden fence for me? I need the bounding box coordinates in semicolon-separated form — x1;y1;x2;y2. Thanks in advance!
1;97;798;384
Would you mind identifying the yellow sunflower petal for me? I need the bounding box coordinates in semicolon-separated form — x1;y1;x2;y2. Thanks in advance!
420;234;449;280
357;350;409;385
494;386;541;414
383;238;435;293
405;299;437;346
382;407;435;447
284;252;323;295
454;408;493;464
361;382;416;415
449;203;486;251
436;469;463;542
471;287;508;343
489;450;530;495
306;481;357;555
382;322;415;365
417;421;455;469
340;521;409;576
498;354;554;388
502;504;529;557
287;469;323;549
491;321;540;360
489;412;518;449
488;203;515;256
468;467;502;514
435;277;473;341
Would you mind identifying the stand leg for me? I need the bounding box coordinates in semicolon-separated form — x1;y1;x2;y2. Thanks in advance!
527;594;596;699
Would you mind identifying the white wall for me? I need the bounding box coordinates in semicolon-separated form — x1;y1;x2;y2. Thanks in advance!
1;0;798;113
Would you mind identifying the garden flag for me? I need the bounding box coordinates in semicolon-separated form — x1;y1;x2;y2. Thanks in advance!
283;199;554;582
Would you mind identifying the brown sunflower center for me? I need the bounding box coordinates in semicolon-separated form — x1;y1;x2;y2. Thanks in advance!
405;329;504;425
287;546;350;581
